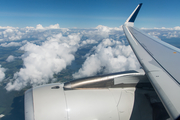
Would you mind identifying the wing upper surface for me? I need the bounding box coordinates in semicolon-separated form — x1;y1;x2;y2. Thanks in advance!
123;4;180;119
128;27;180;84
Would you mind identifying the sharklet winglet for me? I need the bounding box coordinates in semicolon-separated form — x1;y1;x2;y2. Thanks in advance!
125;3;142;26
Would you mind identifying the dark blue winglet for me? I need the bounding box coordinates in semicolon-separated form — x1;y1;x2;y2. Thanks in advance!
128;3;142;22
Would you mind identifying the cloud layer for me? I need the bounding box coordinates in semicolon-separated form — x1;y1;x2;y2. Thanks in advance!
0;24;179;91
141;26;180;39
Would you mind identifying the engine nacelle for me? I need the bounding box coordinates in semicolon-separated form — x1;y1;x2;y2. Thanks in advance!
25;70;153;120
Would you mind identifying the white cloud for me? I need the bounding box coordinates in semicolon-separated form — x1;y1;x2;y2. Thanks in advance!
36;24;44;29
166;31;179;38
80;25;124;42
0;65;5;82
0;114;5;119
4;29;14;33
96;25;123;31
96;25;111;33
1;28;23;41
36;24;60;30
48;24;60;29
73;38;140;79
80;39;98;46
0;26;17;29
47;33;81;46
0;42;22;47
6;33;81;91
148;32;161;39
174;26;180;30
6;55;15;62
26;26;34;29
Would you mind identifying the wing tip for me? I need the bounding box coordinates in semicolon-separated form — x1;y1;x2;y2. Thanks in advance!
125;3;143;25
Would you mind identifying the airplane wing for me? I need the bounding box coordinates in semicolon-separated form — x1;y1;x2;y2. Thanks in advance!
123;3;180;120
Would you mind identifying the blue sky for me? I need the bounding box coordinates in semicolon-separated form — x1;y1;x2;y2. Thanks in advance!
0;0;179;28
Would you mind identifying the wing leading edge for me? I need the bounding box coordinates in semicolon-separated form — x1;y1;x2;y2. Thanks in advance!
123;3;180;119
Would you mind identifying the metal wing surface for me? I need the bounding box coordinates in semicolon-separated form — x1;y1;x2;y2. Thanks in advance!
123;3;180;120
